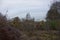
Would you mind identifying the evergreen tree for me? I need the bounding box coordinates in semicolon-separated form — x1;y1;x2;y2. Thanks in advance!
46;1;60;30
46;2;60;21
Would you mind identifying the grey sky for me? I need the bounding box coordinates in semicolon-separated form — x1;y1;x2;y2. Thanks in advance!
0;0;53;21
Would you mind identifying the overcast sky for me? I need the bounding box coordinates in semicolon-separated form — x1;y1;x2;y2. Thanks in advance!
0;0;53;21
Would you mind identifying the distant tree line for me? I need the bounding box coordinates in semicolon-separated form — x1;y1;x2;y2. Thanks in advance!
0;1;60;31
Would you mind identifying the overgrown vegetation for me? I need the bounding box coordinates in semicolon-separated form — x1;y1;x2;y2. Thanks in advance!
0;1;60;40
